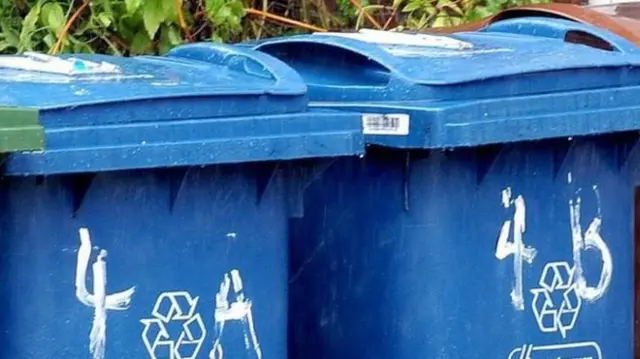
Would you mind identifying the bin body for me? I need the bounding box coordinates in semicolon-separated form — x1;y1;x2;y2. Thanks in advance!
1;165;289;359
247;21;640;358
0;46;363;359
290;141;633;358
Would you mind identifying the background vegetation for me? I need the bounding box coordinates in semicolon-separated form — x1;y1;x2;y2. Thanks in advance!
1;0;551;55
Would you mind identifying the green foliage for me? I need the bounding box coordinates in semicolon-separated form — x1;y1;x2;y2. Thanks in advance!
5;0;554;56
399;0;552;29
2;0;246;55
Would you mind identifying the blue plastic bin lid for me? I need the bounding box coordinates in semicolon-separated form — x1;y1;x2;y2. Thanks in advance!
0;45;307;126
247;20;640;102
242;19;640;149
0;44;364;175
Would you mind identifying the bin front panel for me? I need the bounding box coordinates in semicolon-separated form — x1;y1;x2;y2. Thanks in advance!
0;164;287;359
289;137;632;359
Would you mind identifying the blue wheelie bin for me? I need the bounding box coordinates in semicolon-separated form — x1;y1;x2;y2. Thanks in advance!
0;45;363;359
244;18;640;359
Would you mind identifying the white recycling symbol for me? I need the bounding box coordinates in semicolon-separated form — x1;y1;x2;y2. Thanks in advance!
141;292;207;359
530;261;582;338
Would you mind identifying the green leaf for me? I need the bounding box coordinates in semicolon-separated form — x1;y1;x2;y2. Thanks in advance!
97;12;112;27
130;30;151;54
214;5;233;24
211;33;223;43
470;6;492;19
402;0;422;13
19;1;42;51
158;25;174;54
392;0;404;9
40;2;65;32
125;0;142;14
72;41;92;53
438;0;464;16
143;0;166;39
417;13;429;28
22;3;42;35
43;33;56;47
431;15;450;28
485;0;503;13
116;17;137;40
425;6;437;16
167;25;182;45
0;41;13;53
1;21;20;47
229;1;246;17
206;0;225;16
163;0;179;23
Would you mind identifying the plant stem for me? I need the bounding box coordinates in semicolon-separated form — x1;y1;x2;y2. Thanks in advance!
246;8;327;32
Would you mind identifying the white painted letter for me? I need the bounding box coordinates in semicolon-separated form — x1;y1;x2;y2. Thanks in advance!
496;188;537;311
569;187;613;302
210;269;262;359
75;228;135;359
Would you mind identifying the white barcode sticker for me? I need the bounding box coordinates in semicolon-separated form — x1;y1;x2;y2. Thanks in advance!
362;113;410;136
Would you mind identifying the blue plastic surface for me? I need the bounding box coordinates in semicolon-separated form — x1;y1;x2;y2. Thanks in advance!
240;20;640;359
0;45;363;174
250;22;640;96
289;139;635;359
0;45;364;359
481;17;640;53
244;22;640;148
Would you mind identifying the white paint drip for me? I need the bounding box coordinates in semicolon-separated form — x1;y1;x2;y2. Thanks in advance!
90;250;107;359
75;228;135;359
496;188;537;311
230;270;243;294
501;187;512;208
210;269;262;359
569;186;613;302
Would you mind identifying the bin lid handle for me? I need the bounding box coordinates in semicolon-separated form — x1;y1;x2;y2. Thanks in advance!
166;42;307;95
483;17;639;54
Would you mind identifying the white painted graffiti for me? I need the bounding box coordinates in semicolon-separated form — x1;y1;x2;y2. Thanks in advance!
75;228;136;359
210;269;262;359
508;341;602;359
496;178;613;312
530;262;581;338
497;176;613;357
569;184;613;302
495;187;537;311
140;292;207;359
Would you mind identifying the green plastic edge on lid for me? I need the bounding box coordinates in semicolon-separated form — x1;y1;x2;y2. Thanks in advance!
0;107;44;153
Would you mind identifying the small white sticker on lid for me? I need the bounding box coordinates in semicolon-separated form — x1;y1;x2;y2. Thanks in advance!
362;113;409;136
0;52;120;75
314;29;472;50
